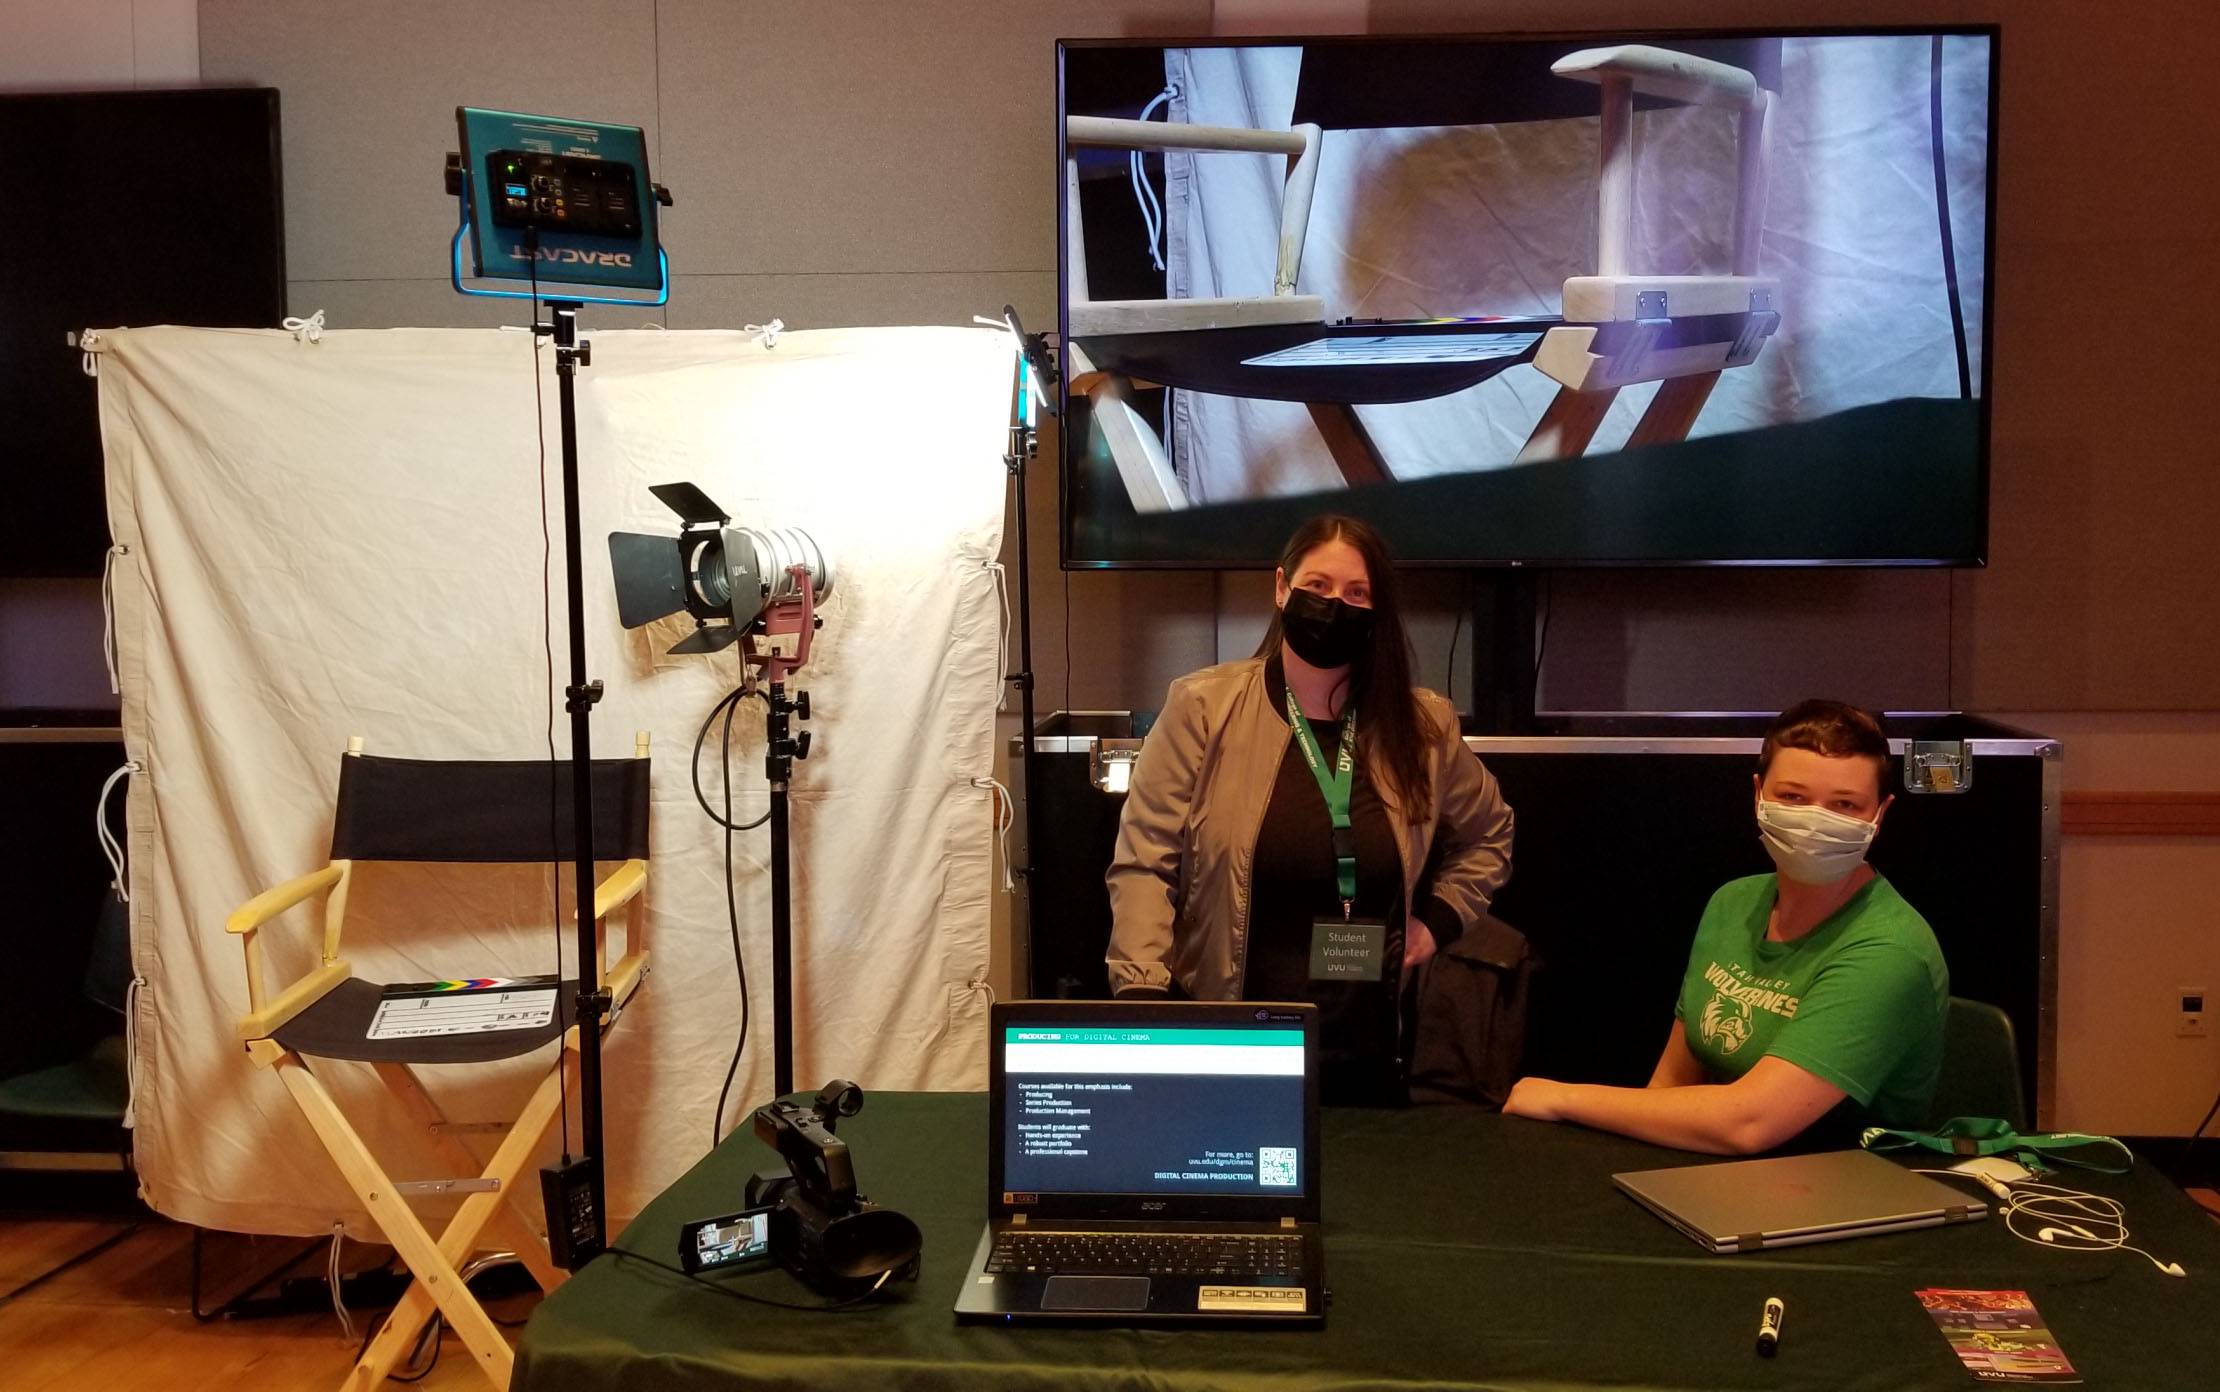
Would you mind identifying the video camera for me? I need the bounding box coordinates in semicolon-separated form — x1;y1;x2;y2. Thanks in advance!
742;1080;922;1294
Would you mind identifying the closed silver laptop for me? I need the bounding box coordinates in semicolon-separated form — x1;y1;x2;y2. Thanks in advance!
1614;1149;1987;1253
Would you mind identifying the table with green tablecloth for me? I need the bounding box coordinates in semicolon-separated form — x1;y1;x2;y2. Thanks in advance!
515;1093;2220;1390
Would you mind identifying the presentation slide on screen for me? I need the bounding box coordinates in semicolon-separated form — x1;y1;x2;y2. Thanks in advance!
1003;1027;1305;1196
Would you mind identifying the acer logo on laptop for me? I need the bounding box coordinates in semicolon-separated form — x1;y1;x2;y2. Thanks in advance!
1140;1201;1167;1212
508;245;635;269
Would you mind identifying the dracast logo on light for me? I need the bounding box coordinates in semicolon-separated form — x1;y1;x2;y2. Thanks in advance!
509;246;635;268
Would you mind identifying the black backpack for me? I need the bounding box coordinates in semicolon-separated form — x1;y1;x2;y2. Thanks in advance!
1407;912;1542;1108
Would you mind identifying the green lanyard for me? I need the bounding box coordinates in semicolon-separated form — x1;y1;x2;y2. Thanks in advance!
1285;688;1359;912
1861;1118;2135;1176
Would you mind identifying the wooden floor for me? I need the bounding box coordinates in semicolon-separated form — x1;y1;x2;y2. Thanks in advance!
0;1214;535;1391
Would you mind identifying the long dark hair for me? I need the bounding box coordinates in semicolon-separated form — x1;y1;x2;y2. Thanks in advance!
1254;515;1435;821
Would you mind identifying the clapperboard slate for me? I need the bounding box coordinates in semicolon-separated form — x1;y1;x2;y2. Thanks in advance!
368;976;562;1041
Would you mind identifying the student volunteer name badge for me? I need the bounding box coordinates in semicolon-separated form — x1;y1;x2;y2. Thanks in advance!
1309;916;1387;982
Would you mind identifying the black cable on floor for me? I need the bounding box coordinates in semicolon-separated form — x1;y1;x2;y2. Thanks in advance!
350;1306;442;1383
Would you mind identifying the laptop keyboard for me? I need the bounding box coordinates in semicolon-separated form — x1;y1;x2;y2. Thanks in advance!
986;1230;1303;1278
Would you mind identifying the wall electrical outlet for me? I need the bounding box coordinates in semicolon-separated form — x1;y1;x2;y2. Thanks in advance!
2180;988;2208;1039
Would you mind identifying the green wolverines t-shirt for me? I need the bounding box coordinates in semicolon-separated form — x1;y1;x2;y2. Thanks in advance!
1676;873;1948;1128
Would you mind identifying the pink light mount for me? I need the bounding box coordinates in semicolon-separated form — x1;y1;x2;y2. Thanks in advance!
742;563;820;686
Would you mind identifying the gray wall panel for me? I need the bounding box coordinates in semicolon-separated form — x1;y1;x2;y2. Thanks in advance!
654;0;1209;278
199;0;660;284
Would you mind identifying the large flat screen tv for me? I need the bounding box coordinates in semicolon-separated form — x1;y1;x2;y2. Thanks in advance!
0;89;287;578
1057;29;1997;567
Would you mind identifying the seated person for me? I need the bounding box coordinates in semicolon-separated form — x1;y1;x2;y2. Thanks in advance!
1504;700;1947;1153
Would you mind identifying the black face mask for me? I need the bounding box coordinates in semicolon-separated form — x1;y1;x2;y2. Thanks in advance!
1280;587;1375;670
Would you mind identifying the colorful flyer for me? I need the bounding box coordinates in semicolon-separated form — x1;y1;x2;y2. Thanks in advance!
1916;1290;2081;1384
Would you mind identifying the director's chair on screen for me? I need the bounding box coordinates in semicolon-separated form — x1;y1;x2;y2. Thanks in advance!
227;734;652;1391
1064;44;1782;509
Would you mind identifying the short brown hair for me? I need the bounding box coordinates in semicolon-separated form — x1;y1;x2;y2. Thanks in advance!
1758;700;1891;793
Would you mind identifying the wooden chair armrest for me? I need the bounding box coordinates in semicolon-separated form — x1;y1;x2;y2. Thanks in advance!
238;960;350;1042
1066;114;1306;156
606;949;651;1012
227;864;345;934
1551;44;1761;109
593;859;648;920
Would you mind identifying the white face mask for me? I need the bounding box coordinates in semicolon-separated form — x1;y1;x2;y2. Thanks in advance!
1756;798;1878;885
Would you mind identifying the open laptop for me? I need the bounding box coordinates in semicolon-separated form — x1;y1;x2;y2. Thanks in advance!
954;999;1325;1325
1614;1148;1988;1253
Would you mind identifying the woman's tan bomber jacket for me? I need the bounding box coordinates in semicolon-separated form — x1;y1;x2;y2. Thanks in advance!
1105;657;1514;999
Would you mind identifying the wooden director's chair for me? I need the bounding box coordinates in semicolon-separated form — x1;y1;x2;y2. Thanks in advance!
228;735;652;1390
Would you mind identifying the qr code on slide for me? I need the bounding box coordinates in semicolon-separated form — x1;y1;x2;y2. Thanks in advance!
1257;1147;1298;1188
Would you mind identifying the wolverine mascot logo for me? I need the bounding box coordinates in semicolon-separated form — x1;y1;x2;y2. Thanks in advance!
1700;995;1752;1055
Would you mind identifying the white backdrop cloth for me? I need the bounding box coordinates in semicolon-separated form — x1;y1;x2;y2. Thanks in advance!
97;324;1012;1236
1162;36;1991;501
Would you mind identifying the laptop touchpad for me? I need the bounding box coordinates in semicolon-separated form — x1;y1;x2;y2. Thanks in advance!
1042;1275;1150;1312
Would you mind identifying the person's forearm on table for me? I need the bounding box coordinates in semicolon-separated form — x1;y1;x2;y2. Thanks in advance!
1510;1052;1846;1155
1545;1080;1776;1156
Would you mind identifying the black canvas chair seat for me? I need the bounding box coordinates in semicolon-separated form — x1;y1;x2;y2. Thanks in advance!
272;977;578;1065
1075;318;1553;405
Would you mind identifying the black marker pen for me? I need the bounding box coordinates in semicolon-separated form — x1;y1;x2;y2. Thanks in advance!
1755;1296;1784;1357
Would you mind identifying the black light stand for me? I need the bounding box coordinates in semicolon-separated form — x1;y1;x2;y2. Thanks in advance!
538;298;613;1266
764;676;811;1098
606;484;824;1106
998;308;1054;991
447;117;673;1270
735;573;821;1101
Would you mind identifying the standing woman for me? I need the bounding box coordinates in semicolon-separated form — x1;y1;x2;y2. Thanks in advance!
1106;515;1514;1102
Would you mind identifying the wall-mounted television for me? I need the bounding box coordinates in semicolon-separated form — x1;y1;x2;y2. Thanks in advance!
0;89;287;578
1057;28;1998;567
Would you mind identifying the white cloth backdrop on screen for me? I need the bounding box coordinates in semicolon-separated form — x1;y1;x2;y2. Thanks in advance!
98;324;1012;1236
1162;36;1990;501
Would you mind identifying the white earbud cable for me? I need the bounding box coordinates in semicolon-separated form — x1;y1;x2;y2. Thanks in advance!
1915;1170;2185;1277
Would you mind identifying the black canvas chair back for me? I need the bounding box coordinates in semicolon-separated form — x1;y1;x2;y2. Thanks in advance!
330;754;651;864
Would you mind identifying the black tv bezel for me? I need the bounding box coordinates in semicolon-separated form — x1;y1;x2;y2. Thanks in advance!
1054;25;2002;571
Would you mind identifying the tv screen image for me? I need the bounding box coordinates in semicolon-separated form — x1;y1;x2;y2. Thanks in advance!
1058;30;1997;566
